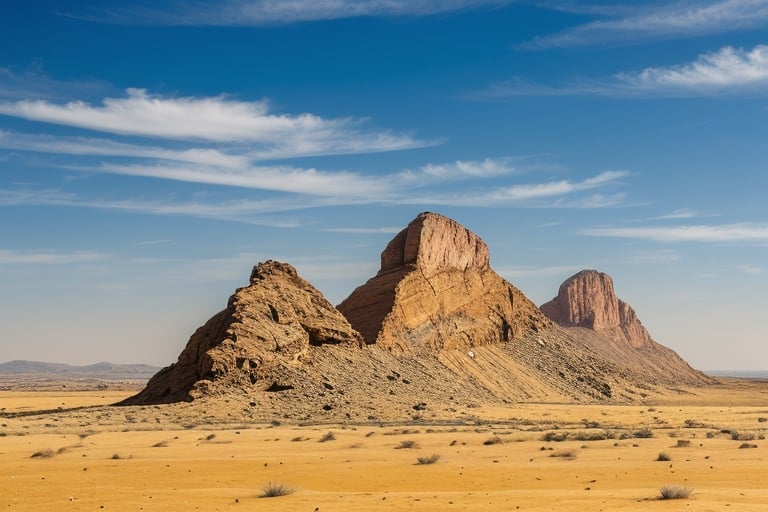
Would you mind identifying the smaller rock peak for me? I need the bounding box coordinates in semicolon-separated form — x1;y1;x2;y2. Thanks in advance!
379;212;490;276
250;260;298;283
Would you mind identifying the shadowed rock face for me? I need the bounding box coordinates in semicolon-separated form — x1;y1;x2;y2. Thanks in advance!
338;212;550;354
122;260;363;404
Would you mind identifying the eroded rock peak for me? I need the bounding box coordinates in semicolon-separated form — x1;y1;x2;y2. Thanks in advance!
379;212;490;277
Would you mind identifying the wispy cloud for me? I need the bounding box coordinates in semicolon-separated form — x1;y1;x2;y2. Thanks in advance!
738;264;765;274
525;0;768;49
616;45;768;94
483;44;768;97
69;0;513;25
323;227;402;234
0;67;112;101
582;223;768;242
0;249;107;265
498;264;588;278
0;89;429;156
631;249;681;263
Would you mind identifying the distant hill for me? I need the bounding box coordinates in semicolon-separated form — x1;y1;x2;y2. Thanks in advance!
706;370;768;379
0;360;160;380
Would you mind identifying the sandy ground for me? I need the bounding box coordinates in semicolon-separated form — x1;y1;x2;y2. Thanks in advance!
2;383;768;511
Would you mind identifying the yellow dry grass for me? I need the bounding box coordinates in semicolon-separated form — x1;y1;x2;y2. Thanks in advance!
2;384;768;511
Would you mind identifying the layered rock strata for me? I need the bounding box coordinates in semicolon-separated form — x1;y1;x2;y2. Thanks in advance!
337;212;550;353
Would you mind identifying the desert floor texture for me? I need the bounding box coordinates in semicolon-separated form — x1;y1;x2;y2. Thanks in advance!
2;381;768;511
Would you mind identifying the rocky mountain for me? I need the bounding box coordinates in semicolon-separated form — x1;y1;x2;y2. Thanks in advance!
541;269;711;385
122;260;363;405
124;212;714;414
338;212;550;353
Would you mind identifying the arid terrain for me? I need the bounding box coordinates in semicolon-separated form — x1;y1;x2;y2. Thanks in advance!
2;381;768;511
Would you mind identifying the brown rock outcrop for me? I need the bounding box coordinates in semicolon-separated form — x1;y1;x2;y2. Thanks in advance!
122;260;363;404
540;269;711;385
337;212;550;354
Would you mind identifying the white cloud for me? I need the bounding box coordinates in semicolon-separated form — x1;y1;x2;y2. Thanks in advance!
396;158;517;186
0;249;107;265
97;161;393;197
525;0;768;49
582;223;768;242
631;249;681;263
654;208;702;220
738;264;766;274
73;0;513;25
617;45;768;93
0;89;428;156
484;45;768;97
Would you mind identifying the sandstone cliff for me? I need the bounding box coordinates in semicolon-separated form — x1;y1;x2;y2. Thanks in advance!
122;260;363;404
337;212;550;353
540;270;711;385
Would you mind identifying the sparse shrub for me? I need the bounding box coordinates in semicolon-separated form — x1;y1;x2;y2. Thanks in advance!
731;431;756;441
633;428;654;439
483;436;503;446
152;441;168;448
739;443;758;449
30;449;54;459
549;450;576;459
758;417;767;423
205;433;217;441
675;440;691;448
571;431;608;441
395;440;419;449
260;482;294;498
659;485;692;500
656;452;671;461
542;432;568;442
111;453;122;460
416;454;441;465
319;431;336;443
290;436;306;442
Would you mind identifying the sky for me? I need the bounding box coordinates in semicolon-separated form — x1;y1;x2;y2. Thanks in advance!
0;0;767;371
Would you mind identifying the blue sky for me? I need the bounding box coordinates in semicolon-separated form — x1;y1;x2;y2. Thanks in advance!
1;0;767;371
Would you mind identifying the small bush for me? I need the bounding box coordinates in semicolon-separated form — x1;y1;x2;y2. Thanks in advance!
290;436;306;442
483;436;503;446
633;428;654;439
571;431;608;441
152;441;168;448
319;431;336;443
416;454;441;465
656;452;671;461
739;443;758;449
542;432;568;442
260;482;293;498
205;433;216;441
758;417;767;423
731;431;756;441
111;453;123;460
395;440;419;449
659;485;692;500
675;440;691;448
30;449;54;459
549;450;576;459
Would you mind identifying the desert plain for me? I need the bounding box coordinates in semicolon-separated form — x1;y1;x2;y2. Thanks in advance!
3;380;768;511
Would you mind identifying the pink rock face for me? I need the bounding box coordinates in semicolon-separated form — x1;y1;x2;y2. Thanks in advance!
380;212;490;277
540;270;652;348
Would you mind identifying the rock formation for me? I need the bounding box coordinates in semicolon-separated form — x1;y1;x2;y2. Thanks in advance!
540;269;711;384
125;214;713;412
122;260;363;404
337;212;550;354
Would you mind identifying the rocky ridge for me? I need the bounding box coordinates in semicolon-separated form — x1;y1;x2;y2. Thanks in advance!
124;212;714;414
